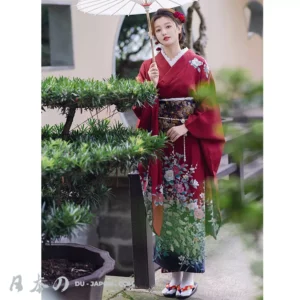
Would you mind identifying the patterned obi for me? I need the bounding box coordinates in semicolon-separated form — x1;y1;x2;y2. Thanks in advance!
158;97;196;132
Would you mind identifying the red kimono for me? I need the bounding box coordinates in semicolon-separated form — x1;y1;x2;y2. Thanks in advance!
133;49;225;273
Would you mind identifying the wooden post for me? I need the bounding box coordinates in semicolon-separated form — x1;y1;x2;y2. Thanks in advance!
128;172;155;289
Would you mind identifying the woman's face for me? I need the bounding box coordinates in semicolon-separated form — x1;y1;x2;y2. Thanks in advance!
154;16;182;46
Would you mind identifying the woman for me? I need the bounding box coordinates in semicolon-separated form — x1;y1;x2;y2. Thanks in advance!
133;8;225;299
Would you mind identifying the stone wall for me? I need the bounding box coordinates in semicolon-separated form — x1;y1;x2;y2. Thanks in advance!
57;176;138;276
97;179;135;276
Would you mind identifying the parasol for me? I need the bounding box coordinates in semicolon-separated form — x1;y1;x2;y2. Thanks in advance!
76;0;192;62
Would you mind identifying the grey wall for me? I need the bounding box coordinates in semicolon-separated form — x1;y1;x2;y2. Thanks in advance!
48;5;74;66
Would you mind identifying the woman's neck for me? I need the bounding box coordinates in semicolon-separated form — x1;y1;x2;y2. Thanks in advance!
162;44;182;60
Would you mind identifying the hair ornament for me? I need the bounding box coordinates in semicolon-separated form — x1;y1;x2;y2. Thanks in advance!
173;11;185;23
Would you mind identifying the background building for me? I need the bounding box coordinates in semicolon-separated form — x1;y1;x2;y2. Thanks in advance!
42;0;263;126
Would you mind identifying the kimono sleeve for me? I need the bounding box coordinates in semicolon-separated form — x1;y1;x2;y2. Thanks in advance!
132;61;152;130
185;64;224;142
136;61;149;83
132;62;147;118
185;61;225;177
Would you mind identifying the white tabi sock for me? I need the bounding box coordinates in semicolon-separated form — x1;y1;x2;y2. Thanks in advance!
169;271;183;286
181;272;194;287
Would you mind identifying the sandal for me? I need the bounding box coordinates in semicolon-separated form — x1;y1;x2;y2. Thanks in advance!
176;282;198;299
162;283;180;297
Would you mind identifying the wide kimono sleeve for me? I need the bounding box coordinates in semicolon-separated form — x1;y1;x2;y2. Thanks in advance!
185;61;225;178
132;61;163;236
132;61;152;131
185;60;225;239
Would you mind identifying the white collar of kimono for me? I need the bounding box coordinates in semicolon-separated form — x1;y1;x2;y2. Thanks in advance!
161;47;189;67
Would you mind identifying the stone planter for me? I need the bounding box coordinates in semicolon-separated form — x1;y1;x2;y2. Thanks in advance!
42;243;115;300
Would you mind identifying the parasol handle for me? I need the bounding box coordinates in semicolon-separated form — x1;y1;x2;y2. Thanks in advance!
145;7;156;63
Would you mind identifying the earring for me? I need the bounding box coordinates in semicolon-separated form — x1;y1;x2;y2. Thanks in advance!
155;40;159;45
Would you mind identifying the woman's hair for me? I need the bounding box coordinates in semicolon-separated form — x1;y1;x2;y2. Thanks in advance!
150;8;186;48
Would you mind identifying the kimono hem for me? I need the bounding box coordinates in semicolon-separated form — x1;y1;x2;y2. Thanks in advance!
133;49;225;273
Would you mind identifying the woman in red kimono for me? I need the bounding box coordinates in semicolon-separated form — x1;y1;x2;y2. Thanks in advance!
133;8;225;299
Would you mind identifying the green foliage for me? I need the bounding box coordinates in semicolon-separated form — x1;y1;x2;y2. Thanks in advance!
224;120;263;163
189;80;217;108
41;75;168;246
216;68;253;96
42;122;167;176
244;175;263;202
41;76;157;113
116;14;149;62
220;119;263;295
42;119;168;245
219;175;263;234
43;119;138;145
220;113;263;233
215;68;263;297
42;201;94;245
215;68;263;116
42;123;65;140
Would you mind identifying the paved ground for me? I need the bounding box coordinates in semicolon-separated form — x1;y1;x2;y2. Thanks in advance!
103;223;262;300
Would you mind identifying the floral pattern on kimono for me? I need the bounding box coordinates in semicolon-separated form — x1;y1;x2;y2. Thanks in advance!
133;49;225;273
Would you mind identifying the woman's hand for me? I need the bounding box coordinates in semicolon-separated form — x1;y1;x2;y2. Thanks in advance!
148;62;159;87
167;124;188;142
